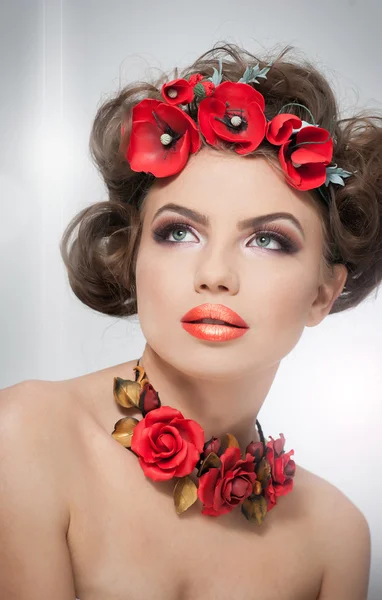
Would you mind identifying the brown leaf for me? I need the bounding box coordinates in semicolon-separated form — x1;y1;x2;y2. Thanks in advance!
197;451;222;477
133;365;149;387
111;416;140;448
253;480;262;496
113;377;142;409
256;457;271;483
225;432;240;449
173;476;198;514
241;495;268;525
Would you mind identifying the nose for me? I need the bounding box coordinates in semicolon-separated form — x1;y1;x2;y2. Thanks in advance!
194;248;240;296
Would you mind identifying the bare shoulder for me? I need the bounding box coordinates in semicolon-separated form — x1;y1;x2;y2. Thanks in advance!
0;378;89;485
294;464;371;599
0;380;80;596
0;377;83;436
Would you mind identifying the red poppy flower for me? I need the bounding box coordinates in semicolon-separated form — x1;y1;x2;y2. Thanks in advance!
263;434;295;511
266;113;303;145
198;81;267;155
162;78;194;106
278;125;333;191
126;98;201;177
197;447;257;516
130;405;205;481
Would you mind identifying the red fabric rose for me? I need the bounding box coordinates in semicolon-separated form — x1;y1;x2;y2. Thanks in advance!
197;447;257;516
130;405;205;481
266;113;303;145
126;98;201;177
278;125;333;191
162;78;194;106
198;81;267;155
263;434;296;511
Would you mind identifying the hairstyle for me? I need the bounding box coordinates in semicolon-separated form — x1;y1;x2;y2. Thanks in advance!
60;41;382;317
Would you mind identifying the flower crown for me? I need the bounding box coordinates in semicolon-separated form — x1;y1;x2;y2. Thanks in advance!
122;59;353;202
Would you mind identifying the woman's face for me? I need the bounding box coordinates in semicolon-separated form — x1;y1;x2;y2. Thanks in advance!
135;147;341;379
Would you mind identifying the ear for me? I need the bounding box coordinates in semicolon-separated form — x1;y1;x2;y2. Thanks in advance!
306;263;348;327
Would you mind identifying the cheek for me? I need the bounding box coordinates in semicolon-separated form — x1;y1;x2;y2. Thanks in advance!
246;265;319;362
135;246;186;328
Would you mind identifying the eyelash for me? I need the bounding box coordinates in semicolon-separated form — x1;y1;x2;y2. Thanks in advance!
152;220;299;253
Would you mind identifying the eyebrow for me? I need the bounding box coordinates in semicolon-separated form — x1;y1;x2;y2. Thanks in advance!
151;203;305;240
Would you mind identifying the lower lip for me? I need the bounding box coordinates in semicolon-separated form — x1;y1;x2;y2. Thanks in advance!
181;322;249;341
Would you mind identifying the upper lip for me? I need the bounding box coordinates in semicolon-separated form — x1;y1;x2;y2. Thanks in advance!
180;303;249;328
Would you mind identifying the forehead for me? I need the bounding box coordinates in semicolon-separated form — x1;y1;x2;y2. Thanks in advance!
144;147;322;230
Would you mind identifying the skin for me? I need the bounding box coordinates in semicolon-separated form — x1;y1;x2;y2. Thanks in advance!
135;146;348;449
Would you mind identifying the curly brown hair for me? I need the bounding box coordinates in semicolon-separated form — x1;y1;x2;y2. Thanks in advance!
60;41;382;317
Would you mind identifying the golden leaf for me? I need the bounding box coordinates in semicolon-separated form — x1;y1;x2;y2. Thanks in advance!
253;480;262;496
173;476;198;514
256;457;271;483
225;432;240;449
133;365;149;387
197;451;222;477
113;377;142;409
241;495;268;526
111;416;140;448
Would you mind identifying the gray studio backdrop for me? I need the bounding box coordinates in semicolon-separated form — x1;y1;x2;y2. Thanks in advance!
1;1;381;598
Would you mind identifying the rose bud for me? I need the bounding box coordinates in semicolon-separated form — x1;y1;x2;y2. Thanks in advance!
203;436;222;456
245;441;264;462
138;382;161;416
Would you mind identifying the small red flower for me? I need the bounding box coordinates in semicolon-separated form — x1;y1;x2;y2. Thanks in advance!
131;405;205;481
126;98;201;177
198;81;267;155
138;382;161;416
188;73;204;86
162;78;195;106
278;125;333;191
263;434;295;511
197;447;257;516
266;113;303;145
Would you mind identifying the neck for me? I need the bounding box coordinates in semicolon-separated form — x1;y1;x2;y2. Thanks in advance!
139;344;280;449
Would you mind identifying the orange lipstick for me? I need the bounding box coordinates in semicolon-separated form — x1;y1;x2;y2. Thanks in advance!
180;303;249;342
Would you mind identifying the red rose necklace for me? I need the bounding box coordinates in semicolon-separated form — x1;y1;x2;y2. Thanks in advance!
111;358;296;525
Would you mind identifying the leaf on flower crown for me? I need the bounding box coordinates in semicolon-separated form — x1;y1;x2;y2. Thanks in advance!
238;63;271;84
241;494;268;525
173;475;198;514
207;57;223;86
324;165;353;187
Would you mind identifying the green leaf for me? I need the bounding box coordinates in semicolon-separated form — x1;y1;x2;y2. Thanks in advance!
325;166;353;187
238;63;271;84
208;57;223;86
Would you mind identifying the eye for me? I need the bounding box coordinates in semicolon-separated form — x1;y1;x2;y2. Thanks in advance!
152;221;299;254
248;229;296;252
152;222;198;244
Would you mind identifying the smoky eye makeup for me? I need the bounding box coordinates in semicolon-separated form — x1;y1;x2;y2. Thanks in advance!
151;217;302;254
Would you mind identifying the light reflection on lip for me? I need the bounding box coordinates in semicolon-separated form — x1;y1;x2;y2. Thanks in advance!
181;321;249;342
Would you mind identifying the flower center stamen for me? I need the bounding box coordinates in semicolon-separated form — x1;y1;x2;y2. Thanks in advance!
160;133;173;145
214;104;248;134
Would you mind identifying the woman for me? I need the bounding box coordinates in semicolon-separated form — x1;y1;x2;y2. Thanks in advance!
0;42;378;599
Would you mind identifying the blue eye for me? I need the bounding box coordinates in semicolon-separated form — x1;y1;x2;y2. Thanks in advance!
152;221;298;253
